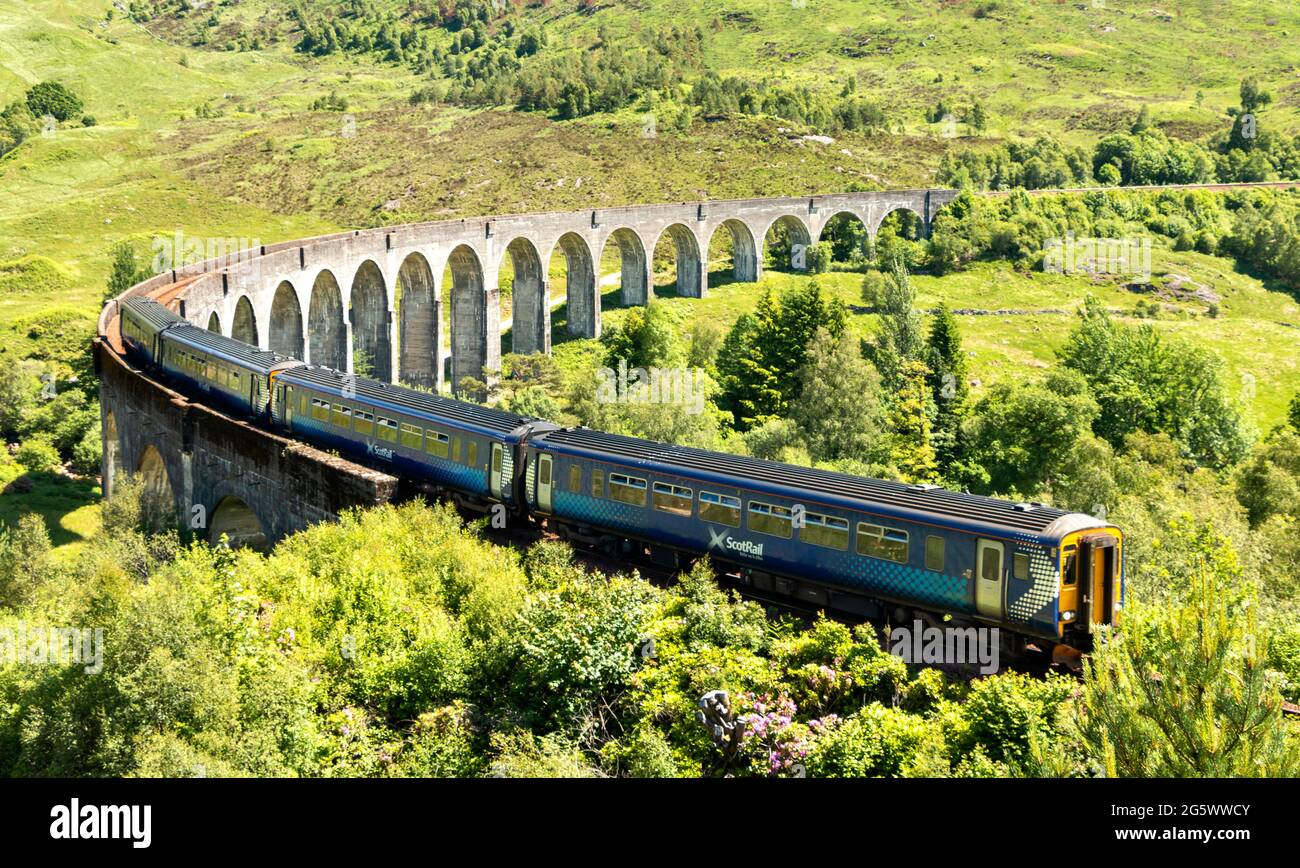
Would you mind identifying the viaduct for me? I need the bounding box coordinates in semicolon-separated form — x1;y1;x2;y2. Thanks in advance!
97;188;957;548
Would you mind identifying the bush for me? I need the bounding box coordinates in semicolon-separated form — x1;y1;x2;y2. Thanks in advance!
804;706;927;777
804;241;832;274
16;436;60;473
25;81;83;122
71;425;102;476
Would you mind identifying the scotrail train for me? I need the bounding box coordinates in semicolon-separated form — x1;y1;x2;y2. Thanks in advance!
117;296;1123;658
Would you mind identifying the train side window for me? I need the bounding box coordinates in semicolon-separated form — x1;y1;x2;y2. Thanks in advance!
568;465;581;492
452;437;461;463
426;430;449;458
592;470;604;498
1062;546;1077;585
802;511;849;551
608;473;647;507
748;501;793;539
354;411;375;436
980;545;1001;582
652;482;693;517
332;404;352;429
1013;552;1031;581
537;454;549;485
857;524;909;563
698;491;741;527
925;535;945;572
311;399;330;422
400;423;422;450
467;440;478;467
377;417;398;442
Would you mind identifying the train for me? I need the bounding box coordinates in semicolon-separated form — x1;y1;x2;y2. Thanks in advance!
117;296;1123;656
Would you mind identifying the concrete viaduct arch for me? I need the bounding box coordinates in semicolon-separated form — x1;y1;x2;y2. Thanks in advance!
98;189;953;546
162;189;952;392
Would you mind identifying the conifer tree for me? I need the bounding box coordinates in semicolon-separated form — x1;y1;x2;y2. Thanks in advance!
887;360;938;482
925;302;970;467
1069;521;1300;777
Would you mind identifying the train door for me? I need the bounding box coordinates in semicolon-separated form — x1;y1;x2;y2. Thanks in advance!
975;538;1004;619
1079;534;1119;630
536;453;553;513
490;443;504;499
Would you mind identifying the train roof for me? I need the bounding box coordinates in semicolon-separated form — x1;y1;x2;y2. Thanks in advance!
278;364;541;436
534;427;1094;537
122;296;185;331
163;322;300;372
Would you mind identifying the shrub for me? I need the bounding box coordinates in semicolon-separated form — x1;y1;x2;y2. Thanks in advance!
25;81;83;122
16;436;60;473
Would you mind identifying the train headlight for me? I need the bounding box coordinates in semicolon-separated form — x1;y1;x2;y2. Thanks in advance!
1060;610;1076;622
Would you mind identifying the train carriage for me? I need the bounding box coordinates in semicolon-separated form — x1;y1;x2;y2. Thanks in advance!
122;297;300;419
523;428;1123;647
271;365;554;508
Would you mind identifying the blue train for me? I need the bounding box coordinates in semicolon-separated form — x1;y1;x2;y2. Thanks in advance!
117;296;1123;655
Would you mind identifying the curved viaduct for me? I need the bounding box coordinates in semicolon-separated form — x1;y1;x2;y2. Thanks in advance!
96;188;956;547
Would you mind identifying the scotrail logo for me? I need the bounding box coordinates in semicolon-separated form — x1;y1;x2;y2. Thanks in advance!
707;527;764;560
366;442;394;462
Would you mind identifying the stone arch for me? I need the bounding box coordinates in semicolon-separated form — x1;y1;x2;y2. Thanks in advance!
501;237;547;356
308;270;347;371
209;495;269;551
268;280;305;359
600;227;650;307
444;245;488;393
349;260;392;382
396;252;439;390
706;219;760;284
549;232;598;339
761;214;813;272
206;311;221;333
651;223;705;298
136;444;175;530
873;205;926;239
817;210;871;267
231;295;258;345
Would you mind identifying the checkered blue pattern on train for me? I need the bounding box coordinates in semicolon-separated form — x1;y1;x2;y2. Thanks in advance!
551;489;972;612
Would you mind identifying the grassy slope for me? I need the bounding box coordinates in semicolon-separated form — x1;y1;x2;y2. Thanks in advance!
1;0;1298;548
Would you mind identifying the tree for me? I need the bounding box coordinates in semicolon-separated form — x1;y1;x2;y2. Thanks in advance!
963;369;1101;496
1058;295;1250;469
716;283;845;429
868;259;926;392
1069;521;1300;777
1234;430;1300;527
1130;104;1152;134
25;81;83;122
600;300;679;370
925;303;969;468
105;241;149;304
1288;392;1300;432
788;328;886;463
887;360;938;482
